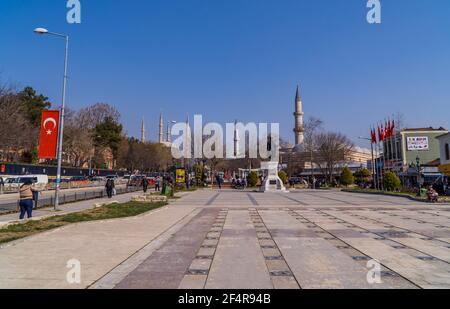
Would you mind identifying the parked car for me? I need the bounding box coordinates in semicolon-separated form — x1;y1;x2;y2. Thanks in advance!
3;175;49;192
128;175;146;187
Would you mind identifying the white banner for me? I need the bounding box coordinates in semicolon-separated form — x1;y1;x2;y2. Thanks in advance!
407;136;429;151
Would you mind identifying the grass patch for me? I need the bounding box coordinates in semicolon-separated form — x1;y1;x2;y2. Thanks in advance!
341;188;450;203
0;201;167;245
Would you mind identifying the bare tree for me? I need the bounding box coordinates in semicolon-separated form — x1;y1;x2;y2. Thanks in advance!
0;90;37;160
314;131;354;184
63;109;94;167
77;103;120;130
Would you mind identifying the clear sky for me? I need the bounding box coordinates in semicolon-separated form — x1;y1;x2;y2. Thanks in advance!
1;0;449;146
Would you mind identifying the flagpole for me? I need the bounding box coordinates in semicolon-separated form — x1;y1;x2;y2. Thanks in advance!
379;122;385;191
371;126;379;191
392;115;399;173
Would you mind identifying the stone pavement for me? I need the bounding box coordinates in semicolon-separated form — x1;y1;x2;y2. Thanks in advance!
1;189;450;289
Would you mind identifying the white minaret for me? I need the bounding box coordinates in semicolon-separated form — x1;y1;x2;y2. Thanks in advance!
166;122;171;143
141;118;146;143
294;85;305;146
159;113;164;144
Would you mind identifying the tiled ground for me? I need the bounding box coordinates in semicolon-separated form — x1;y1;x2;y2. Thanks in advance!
107;189;450;289
2;189;449;289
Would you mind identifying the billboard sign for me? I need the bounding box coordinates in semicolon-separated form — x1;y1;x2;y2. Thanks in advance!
407;136;429;151
176;169;186;183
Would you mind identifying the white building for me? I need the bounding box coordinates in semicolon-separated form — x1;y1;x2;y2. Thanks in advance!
437;133;450;176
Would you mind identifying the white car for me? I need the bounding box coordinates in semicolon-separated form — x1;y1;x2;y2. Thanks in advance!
3;175;49;192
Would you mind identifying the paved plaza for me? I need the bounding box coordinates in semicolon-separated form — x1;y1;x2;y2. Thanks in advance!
1;189;450;289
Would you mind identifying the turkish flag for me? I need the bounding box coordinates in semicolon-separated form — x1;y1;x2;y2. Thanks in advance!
38;110;60;159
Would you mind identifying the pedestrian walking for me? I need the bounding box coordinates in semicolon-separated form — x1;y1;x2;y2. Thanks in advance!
143;177;148;193
32;189;40;209
18;179;35;220
105;179;114;199
216;174;222;189
186;173;190;190
155;176;161;192
0;177;4;195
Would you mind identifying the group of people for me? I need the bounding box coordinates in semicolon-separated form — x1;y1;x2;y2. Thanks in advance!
231;177;247;189
143;176;163;193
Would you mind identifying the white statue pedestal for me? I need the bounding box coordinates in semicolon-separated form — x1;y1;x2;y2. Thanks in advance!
260;161;288;193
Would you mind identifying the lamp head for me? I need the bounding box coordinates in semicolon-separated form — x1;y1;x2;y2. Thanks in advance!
34;28;49;35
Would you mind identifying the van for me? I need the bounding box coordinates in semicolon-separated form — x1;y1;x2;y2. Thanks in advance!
3;175;49;192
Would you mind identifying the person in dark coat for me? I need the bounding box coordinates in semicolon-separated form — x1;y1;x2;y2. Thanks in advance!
105;179;114;198
143;178;148;193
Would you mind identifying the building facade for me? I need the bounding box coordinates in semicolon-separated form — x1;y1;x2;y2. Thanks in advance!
437;133;450;176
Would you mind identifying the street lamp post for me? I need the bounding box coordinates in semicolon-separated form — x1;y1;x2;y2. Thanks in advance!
34;28;69;211
416;155;421;197
359;137;377;190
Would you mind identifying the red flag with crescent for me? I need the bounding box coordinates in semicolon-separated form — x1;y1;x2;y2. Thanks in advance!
38;110;60;159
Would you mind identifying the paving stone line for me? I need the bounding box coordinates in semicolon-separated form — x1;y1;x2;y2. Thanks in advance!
321;210;450;266
247;194;259;206
341;210;450;247
300;192;360;206
277;193;310;206
250;208;301;289
205;193;221;206
179;209;229;289
287;209;420;289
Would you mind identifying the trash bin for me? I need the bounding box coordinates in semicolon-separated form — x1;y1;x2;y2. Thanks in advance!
420;188;427;197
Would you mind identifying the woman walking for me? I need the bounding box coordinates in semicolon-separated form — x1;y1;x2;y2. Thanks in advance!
19;179;35;220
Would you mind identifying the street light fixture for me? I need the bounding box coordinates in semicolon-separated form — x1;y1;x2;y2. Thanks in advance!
358;136;378;190
34;27;69;211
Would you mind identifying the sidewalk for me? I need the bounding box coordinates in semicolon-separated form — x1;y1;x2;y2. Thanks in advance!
0;190;143;224
0;196;198;289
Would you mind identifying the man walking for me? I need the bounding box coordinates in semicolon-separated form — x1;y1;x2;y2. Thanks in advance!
143;177;148;193
155;176;161;192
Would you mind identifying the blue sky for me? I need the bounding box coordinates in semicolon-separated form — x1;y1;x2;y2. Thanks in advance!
1;0;449;146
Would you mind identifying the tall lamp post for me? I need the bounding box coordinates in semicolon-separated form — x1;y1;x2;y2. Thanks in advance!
416;155;421;196
359;136;377;190
34;27;69;211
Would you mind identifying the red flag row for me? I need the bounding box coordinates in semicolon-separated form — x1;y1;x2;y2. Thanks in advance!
370;120;396;144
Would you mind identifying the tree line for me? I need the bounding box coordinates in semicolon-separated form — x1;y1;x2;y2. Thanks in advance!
0;81;172;172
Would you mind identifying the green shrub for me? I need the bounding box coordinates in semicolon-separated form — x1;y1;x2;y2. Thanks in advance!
383;172;401;191
354;168;371;186
247;171;258;187
278;171;288;185
340;167;355;187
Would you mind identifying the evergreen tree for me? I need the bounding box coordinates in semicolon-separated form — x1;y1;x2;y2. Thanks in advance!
340;167;355;187
247;171;258;187
383;172;401;191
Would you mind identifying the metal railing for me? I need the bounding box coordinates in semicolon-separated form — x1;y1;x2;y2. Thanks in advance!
0;186;142;213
